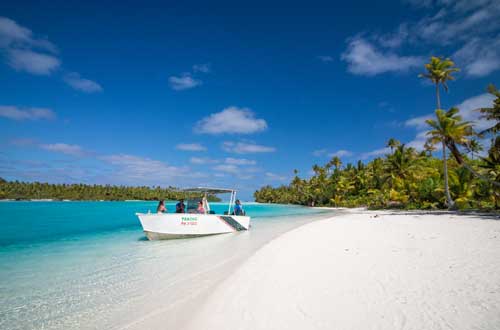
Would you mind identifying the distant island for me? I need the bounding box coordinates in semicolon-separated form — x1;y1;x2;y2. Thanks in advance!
0;178;221;202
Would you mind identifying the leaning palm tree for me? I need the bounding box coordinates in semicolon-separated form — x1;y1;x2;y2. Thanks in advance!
386;138;401;153
426;107;473;208
477;84;500;136
435;107;500;188
419;56;459;110
466;139;483;160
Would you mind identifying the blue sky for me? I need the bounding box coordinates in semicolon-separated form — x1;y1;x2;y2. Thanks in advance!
1;0;499;199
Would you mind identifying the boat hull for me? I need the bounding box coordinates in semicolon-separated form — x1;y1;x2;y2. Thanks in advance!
136;213;251;240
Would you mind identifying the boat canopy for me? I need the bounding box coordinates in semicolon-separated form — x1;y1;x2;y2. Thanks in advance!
179;187;238;214
180;187;236;194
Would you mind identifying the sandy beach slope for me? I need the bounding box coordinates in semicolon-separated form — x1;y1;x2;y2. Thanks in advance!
187;209;500;330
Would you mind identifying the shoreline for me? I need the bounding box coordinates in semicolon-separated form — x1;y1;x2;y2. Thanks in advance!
0;204;337;330
92;210;339;330
185;209;500;330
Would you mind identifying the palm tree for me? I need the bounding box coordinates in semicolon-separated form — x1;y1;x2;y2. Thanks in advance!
327;156;342;171
426;108;472;208
466;139;483;160
423;141;436;157
477;84;500;136
433;107;500;188
385;144;415;180
386;138;401;153
480;137;500;208
419;56;459;110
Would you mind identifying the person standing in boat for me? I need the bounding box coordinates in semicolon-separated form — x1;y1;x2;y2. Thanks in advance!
196;201;206;214
157;200;167;213
175;199;185;213
234;199;245;216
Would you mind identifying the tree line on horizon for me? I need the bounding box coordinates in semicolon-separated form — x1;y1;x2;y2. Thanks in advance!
0;179;221;202
255;57;500;210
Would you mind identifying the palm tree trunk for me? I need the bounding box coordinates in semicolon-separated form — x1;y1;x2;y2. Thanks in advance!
446;140;500;188
442;141;455;208
436;83;441;109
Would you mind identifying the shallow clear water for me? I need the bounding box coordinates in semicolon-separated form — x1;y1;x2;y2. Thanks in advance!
0;202;334;330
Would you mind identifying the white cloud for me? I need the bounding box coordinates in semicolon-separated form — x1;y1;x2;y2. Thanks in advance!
190;157;219;165
192;63;211;73
222;141;276;154
413;1;500;44
168;74;202;91
0;106;55;121
341;37;423;76
189;156;256;166
40;143;87;157
402;0;434;8
407;93;495;132
225;157;256;165
100;154;187;180
405;114;434;129
212;162;261;180
347;1;500;78
176;143;206;152
265;172;287;181
404;92;496;152
63;72;103;93
312;149;327;157
213;164;239;174
7;48;60;75
329;150;353;158
0;16;57;52
313;149;353;158
317;55;334;62
5;141;205;186
360;147;390;160
453;37;500;77
376;24;409;48
407;131;429;151
0;17;60;75
455;93;495;132
9;138;37;146
168;64;210;91
0;16;33;47
196;107;268;135
0;17;107;85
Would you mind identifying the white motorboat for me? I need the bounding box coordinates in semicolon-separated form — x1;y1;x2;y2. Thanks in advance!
136;187;250;240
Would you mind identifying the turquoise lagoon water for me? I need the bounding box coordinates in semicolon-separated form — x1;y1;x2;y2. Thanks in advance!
0;201;333;330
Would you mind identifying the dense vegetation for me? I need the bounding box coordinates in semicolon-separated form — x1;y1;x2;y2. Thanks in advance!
0;179;221;201
255;57;500;210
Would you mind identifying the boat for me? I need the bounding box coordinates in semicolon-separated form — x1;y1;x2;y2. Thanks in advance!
136;187;251;240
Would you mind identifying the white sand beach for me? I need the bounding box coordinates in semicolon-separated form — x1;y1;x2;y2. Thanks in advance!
186;209;500;330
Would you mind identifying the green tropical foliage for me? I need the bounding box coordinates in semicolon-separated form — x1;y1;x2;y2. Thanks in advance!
0;180;221;201
477;84;500;135
254;140;498;210
425;107;474;208
255;98;499;210
466;139;483;160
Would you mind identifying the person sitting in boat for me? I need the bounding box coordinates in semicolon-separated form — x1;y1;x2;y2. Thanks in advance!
233;199;245;216
175;199;185;213
157;200;167;213
196;201;205;214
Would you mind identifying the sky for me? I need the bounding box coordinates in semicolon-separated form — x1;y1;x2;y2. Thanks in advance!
0;0;499;200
